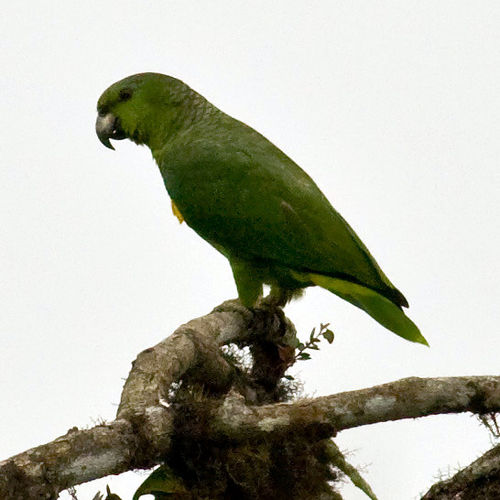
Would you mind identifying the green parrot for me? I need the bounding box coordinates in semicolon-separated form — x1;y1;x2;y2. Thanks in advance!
96;73;427;345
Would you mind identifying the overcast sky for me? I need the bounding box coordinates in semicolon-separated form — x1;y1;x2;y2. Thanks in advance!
1;2;499;499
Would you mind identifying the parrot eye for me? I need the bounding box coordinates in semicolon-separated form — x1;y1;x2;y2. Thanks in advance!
119;89;132;102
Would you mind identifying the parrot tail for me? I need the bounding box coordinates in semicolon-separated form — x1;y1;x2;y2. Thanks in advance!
306;272;428;345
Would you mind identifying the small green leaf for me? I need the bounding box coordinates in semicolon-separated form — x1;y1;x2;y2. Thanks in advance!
298;352;311;360
283;374;295;381
133;465;188;500
323;329;334;344
325;441;379;500
105;485;122;500
309;344;320;350
297;342;305;350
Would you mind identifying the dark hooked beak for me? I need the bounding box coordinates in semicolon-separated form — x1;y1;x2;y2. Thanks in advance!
95;112;126;150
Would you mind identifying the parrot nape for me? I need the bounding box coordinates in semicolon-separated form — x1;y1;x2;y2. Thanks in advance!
96;73;427;345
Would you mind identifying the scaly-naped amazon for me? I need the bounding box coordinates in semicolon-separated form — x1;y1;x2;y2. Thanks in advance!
96;73;426;345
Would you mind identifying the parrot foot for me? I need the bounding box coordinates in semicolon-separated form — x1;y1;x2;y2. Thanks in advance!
261;286;304;308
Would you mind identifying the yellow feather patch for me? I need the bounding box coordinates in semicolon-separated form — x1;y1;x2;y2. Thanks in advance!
171;200;184;224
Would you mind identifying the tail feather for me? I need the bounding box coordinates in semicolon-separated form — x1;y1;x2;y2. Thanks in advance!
307;272;428;345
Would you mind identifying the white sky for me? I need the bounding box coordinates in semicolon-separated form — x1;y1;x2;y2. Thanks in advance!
1;2;499;499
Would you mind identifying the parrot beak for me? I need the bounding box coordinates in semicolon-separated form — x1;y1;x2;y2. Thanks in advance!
95;112;126;150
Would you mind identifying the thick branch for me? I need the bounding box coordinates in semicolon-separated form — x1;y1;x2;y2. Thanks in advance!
117;300;293;419
2;376;498;498
0;420;135;499
209;376;500;439
422;442;500;499
0;409;174;500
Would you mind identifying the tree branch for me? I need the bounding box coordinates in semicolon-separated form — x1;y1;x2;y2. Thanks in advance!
117;300;294;418
422;442;500;499
2;376;499;497
207;375;500;440
1;300;499;498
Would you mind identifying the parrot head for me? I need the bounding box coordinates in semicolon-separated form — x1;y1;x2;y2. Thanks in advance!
96;72;191;150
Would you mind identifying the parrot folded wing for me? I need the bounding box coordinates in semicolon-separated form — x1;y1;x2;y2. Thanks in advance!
161;137;403;303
